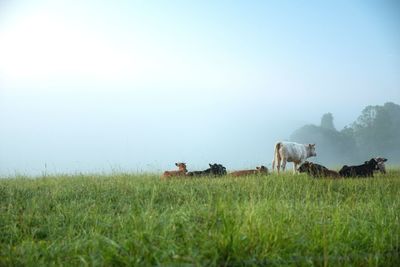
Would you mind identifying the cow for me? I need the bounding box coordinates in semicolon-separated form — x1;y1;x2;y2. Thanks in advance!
230;165;269;177
298;161;340;178
162;162;187;179
187;163;227;177
272;141;317;173
339;158;379;178
214;164;227;176
375;157;388;174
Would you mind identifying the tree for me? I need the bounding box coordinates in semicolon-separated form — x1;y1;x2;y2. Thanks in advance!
320;113;335;131
290;102;400;164
290;124;358;165
350;102;400;159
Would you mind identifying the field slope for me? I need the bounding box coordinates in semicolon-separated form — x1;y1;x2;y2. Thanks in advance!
1;171;399;266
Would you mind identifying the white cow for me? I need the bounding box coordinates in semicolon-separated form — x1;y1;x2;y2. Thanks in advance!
272;141;317;173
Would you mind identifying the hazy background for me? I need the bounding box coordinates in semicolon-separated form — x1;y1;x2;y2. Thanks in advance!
1;0;399;176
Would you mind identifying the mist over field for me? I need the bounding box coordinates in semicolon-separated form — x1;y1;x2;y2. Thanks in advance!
1;3;400;265
1;1;399;176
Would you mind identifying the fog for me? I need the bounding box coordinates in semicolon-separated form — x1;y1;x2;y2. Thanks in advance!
1;1;399;175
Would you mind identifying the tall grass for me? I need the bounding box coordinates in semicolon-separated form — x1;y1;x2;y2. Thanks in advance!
1;171;399;266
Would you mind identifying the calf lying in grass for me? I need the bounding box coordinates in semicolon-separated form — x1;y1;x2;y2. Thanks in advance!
162;163;187;179
230;166;269;177
298;161;340;178
186;163;227;177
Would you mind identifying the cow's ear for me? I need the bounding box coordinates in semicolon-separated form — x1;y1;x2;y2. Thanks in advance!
209;163;213;167
175;163;179;166
383;158;388;162
256;167;260;170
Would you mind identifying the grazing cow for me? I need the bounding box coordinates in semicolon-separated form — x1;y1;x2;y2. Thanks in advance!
187;163;227;177
162;163;187;179
375;157;388;174
230;166;269;177
272;141;317;173
298;161;340;178
339;158;379;178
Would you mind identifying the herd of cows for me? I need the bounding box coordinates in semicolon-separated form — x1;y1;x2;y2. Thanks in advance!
162;141;388;179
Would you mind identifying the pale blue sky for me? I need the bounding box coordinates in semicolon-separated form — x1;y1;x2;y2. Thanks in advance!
0;1;399;175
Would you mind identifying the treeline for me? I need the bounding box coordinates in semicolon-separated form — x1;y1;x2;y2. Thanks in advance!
290;102;400;165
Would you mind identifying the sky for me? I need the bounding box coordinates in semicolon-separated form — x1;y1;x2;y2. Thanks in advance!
0;0;399;175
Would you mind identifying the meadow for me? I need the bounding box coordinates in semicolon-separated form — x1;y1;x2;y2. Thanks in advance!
0;170;399;266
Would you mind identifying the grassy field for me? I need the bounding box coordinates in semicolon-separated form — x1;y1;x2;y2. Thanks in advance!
0;171;399;266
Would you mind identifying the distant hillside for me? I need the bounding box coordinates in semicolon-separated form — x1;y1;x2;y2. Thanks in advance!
290;102;400;165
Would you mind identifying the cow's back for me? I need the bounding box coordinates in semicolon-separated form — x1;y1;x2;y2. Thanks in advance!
280;142;307;162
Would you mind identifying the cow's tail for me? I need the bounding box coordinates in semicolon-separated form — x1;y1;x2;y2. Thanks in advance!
272;142;282;171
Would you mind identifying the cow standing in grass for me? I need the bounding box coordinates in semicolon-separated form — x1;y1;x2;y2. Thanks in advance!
162;163;187;179
272;142;316;174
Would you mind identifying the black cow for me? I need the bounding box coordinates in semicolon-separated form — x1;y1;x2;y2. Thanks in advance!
187;163;227;177
213;163;227;175
339;158;379;178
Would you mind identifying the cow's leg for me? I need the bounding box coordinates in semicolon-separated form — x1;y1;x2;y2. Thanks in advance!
276;158;281;173
281;159;287;172
293;162;298;174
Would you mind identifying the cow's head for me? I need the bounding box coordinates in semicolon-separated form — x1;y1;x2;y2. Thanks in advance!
216;164;227;175
175;162;187;171
375;157;388;163
375;157;388;174
256;165;269;173
209;163;226;175
298;161;311;173
307;144;317;157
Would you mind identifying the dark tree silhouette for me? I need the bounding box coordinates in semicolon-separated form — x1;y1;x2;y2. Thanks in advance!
320;113;335;131
290;102;400;165
351;102;400;159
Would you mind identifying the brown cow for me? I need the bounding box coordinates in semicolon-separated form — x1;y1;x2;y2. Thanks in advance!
230;165;269;177
162;163;187;179
298;161;340;178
